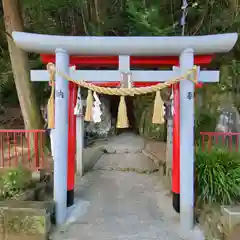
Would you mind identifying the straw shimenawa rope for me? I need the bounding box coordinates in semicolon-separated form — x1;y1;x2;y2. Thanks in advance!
152;90;165;124
46;63;55;129
84;89;94;121
46;63;198;128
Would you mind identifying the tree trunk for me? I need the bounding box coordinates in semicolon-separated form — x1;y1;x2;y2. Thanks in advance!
2;0;43;130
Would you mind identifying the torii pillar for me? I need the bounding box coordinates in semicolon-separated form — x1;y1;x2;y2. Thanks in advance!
179;49;195;229
12;31;238;230
53;48;69;223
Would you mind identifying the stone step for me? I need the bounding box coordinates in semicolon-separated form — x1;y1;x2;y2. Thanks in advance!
221;205;240;230
144;140;166;166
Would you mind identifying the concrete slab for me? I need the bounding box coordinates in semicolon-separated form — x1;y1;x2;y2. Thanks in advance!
94;153;157;172
143;140;167;167
52;149;203;239
103;133;145;154
82;146;104;174
53;172;182;239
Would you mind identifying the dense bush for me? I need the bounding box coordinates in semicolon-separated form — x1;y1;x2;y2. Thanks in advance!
195;147;240;205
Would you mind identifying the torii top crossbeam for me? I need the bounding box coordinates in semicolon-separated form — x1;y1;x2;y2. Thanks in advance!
12;32;237;55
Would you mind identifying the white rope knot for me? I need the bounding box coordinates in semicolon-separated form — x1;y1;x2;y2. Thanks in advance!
46;62;55;72
47;62;55;86
127;72;132;88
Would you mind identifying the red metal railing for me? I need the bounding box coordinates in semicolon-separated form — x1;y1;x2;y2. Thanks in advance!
0;129;50;170
2;129;238;171
200;132;240;152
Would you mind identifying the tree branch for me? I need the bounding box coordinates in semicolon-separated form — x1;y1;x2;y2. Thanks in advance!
190;2;209;35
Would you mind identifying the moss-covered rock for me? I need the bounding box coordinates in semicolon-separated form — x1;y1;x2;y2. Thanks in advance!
133;94;155;130
0;201;53;240
133;94;166;140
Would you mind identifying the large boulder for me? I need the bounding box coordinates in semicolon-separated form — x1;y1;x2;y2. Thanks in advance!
215;105;240;148
216;105;240;133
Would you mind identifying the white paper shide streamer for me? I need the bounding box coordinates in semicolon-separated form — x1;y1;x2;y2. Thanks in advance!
170;92;174;116
92;92;102;123
74;87;83;116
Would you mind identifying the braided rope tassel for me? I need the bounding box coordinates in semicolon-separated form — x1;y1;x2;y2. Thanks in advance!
47;63;55;129
116;96;129;128
152;90;165;124
84;90;94;121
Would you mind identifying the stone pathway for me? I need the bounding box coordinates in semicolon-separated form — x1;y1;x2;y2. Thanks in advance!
52;133;203;240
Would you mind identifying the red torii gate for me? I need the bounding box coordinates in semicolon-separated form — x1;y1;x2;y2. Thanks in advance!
40;54;212;210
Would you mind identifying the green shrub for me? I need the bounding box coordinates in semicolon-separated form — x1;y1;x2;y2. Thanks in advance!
195;147;240;205
0;167;32;199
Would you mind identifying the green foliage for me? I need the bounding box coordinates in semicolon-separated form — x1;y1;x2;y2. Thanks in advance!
0;35;19;106
0;167;32;199
0;77;19;106
224;60;240;111
195;108;219;143
133;93;166;140
126;0;177;36
195;147;240;205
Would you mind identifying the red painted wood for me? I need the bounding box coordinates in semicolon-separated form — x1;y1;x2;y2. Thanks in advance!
196;82;203;88
88;82;120;87
133;82;203;88
72;84;77;184
172;83;180;194
168;83;203;89
64;82;203;88
45;81;202;88
40;54;214;66
133;82;161;87
67;82;75;191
